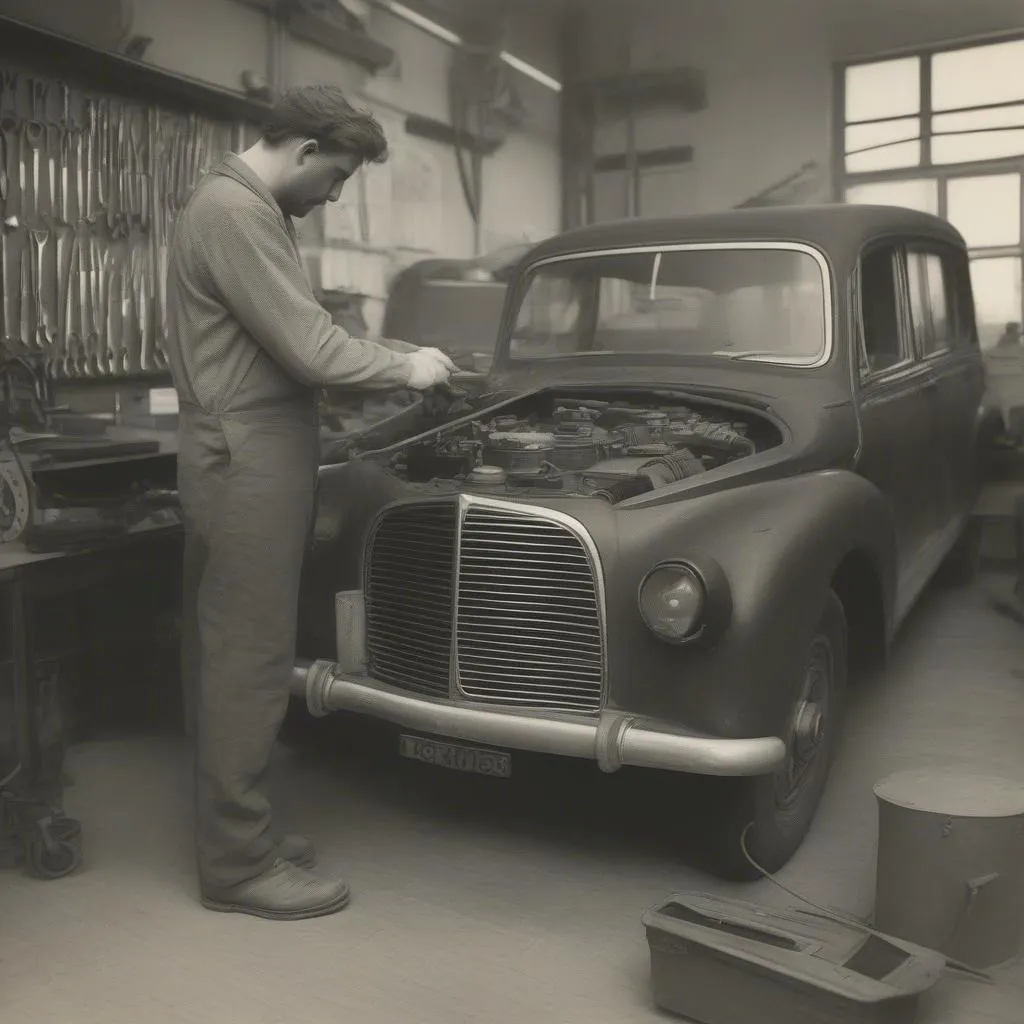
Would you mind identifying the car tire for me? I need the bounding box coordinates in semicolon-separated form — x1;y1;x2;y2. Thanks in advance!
935;519;981;588
698;590;848;882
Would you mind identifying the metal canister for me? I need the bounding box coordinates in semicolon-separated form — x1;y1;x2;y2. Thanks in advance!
873;769;1024;969
467;464;508;489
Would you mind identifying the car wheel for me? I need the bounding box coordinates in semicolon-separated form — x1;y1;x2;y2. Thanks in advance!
935;519;981;588
699;591;848;882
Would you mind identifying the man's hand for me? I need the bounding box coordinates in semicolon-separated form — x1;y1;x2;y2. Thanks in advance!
416;347;460;374
406;348;455;390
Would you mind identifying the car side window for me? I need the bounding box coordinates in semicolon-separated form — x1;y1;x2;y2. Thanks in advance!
859;245;907;375
907;249;956;357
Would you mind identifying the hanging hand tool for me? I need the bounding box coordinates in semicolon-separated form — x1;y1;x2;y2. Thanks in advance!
81;238;100;375
19;247;34;351
30;227;53;349
30;226;55;350
1;227;18;352
120;252;139;374
83;98;96;223
58;130;72;226
62;234;80;378
105;251;125;375
25;78;49;224
0;72;17;120
51;228;69;375
95;100;108;217
0;127;7;208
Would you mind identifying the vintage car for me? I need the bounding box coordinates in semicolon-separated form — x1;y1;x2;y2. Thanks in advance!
291;205;993;880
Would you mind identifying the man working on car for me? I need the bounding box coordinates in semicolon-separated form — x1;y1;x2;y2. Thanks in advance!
165;85;456;921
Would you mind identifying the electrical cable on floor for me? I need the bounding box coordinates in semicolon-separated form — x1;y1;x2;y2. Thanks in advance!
739;822;994;984
0;762;21;789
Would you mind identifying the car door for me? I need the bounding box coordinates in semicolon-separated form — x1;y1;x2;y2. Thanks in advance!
853;241;947;618
905;243;987;534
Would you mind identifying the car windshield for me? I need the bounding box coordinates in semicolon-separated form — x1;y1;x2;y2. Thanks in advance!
504;245;829;366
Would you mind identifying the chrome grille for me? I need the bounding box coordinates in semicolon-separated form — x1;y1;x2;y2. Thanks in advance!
364;497;606;713
365;502;456;697
456;504;604;712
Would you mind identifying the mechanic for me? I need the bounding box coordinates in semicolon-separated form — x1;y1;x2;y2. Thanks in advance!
164;85;457;921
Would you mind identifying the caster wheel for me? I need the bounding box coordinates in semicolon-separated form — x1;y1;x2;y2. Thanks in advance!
24;815;83;879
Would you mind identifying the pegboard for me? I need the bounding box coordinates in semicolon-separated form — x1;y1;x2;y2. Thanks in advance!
0;62;258;381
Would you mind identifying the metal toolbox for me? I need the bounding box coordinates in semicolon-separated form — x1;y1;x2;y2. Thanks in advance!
642;893;946;1024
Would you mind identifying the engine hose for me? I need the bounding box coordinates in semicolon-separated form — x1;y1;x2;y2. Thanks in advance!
594;476;654;504
641;449;705;484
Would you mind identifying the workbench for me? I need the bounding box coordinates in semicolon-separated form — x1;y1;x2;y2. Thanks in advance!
0;518;183;878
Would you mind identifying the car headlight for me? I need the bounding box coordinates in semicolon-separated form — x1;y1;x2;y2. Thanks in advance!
638;562;706;643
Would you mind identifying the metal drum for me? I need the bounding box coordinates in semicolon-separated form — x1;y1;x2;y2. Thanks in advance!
873;769;1024;969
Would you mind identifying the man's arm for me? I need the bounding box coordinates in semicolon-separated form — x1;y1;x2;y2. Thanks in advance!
196;198;413;389
378;337;419;355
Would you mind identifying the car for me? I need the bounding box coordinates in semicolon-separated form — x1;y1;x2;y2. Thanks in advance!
379;241;536;372
291;204;994;880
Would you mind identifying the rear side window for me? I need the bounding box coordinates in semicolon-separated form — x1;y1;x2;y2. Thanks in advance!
859;246;906;373
907;246;977;355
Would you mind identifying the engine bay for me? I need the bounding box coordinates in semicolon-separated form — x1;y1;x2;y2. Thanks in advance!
378;390;783;504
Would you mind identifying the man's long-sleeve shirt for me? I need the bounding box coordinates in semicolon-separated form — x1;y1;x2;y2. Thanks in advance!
165;154;415;414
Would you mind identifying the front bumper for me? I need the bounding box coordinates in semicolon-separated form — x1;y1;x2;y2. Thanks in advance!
290;659;787;778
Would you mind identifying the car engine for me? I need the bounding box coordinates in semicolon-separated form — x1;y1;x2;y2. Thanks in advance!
378;391;782;504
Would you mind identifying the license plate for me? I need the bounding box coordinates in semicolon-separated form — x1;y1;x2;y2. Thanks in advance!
398;734;511;778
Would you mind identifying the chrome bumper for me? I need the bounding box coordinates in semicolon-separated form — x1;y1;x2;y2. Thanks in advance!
290;660;787;778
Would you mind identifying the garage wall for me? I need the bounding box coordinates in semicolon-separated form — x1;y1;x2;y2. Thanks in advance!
363;6;562;256
13;0;562;257
574;0;1024;216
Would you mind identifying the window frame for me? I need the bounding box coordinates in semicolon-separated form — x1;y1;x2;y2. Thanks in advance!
836;32;1024;345
856;241;918;383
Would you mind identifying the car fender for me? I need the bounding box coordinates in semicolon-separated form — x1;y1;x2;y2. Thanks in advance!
297;460;410;657
605;469;895;739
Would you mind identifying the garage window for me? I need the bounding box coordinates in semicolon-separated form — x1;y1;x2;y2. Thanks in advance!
838;36;1024;349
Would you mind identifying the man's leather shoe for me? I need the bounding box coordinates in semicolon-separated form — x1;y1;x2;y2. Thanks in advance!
278;834;315;868
201;858;350;920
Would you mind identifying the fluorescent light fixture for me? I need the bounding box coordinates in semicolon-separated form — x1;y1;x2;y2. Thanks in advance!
386;0;462;45
379;0;562;92
498;50;562;92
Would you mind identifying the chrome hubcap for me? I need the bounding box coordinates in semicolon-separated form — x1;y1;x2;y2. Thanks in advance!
775;637;832;808
793;701;824;759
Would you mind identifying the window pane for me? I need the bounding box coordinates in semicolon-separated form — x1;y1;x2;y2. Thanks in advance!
845;178;939;215
906;252;930;347
846;57;920;122
932;40;1024;112
913;252;950;356
860;248;905;371
932;103;1024;163
970;257;1023;349
933;129;1024;164
845;117;921;172
946;174;1021;248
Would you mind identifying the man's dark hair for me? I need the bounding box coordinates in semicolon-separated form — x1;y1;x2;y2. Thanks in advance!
261;85;389;164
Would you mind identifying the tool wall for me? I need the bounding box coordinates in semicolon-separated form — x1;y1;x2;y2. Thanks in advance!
0;65;251;380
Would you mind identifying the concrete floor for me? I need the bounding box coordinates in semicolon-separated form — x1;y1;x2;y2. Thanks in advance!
2;574;1024;1023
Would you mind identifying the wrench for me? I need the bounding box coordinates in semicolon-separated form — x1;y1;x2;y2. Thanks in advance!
81;238;100;374
105;253;124;375
1;229;17;352
30;227;52;348
23;121;44;223
19;246;34;351
62;234;80;377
